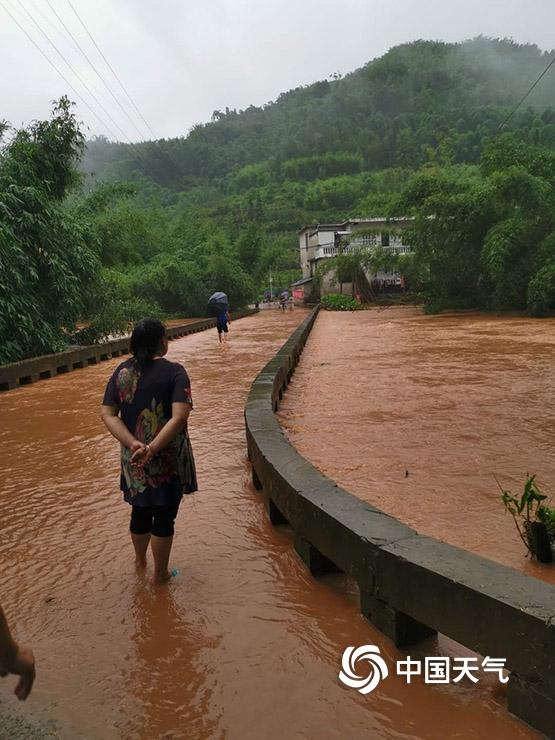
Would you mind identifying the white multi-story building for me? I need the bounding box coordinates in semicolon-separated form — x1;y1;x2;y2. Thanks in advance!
292;217;413;301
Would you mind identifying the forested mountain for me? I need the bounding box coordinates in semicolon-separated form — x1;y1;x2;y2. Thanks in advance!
83;37;555;186
78;37;555;278
3;37;555;362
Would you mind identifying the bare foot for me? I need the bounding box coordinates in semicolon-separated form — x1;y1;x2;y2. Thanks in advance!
151;568;178;585
151;571;171;585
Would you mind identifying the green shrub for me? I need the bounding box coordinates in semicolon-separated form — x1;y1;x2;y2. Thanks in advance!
320;293;360;311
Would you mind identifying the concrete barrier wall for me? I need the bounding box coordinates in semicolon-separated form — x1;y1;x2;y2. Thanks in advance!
0;309;257;392
244;306;555;738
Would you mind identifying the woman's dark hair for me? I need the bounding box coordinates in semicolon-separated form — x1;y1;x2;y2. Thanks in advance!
130;318;166;369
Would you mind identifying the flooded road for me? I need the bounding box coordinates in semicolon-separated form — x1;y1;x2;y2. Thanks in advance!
0;310;538;738
279;308;555;585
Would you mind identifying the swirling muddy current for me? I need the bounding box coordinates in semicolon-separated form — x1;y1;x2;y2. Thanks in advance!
0;309;538;738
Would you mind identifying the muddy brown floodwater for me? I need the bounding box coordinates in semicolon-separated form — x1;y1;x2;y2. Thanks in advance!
0;310;539;739
279;308;555;586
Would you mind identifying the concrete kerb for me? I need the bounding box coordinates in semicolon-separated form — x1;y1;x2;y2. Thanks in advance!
376;536;555;687
244;305;555;738
0;309;257;392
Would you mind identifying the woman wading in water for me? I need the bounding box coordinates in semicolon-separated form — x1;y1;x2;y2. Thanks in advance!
101;319;197;584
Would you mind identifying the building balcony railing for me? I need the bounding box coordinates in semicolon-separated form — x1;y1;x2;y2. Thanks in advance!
313;240;413;261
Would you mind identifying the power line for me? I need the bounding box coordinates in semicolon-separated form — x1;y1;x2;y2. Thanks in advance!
27;0;149;145
8;0;185;179
25;0;132;135
44;0;149;141
13;0;135;143
29;0;71;44
498;55;555;131
2;0;183;188
63;0;186;181
3;0;154;174
65;0;157;140
0;0;121;141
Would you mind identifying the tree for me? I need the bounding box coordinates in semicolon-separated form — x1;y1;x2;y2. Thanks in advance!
236;225;263;271
394;137;555;312
394;167;493;308
0;98;100;362
204;240;255;309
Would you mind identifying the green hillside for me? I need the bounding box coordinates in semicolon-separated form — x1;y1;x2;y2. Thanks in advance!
84;37;555;186
2;37;555;361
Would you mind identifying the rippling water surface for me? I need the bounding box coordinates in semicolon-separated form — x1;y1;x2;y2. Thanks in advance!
279;308;555;586
0;310;538;738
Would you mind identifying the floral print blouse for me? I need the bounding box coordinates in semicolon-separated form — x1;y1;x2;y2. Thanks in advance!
103;358;197;506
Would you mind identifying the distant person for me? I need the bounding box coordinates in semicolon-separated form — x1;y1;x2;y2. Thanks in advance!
288;296;294;311
217;308;231;343
101;319;197;585
0;603;35;700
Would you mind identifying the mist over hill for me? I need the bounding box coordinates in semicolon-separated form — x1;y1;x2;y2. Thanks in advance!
82;37;555;188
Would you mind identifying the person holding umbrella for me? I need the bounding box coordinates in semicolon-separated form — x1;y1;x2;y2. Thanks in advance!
208;292;231;343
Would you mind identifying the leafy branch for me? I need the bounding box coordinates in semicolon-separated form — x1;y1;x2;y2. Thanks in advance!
497;474;555;558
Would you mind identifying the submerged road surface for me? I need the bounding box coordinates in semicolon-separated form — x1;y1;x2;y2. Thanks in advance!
0;311;537;739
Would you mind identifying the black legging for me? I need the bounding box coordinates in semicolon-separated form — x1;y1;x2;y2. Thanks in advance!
130;503;180;538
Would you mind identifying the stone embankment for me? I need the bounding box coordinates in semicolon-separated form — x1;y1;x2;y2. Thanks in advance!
0;310;257;391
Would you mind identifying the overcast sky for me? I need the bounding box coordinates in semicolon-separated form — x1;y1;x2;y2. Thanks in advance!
0;0;553;142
